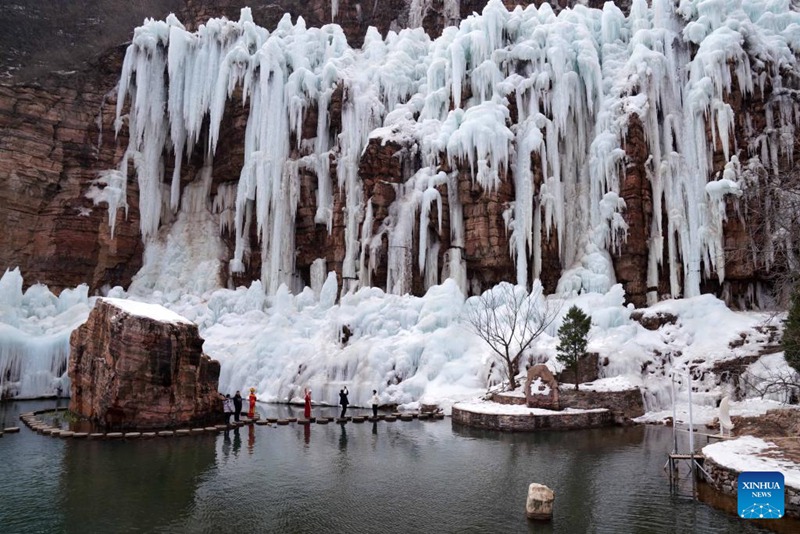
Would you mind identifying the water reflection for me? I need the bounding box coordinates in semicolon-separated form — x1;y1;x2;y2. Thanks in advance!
232;427;241;456
0;401;784;534
222;430;231;459
59;434;216;533
339;422;348;451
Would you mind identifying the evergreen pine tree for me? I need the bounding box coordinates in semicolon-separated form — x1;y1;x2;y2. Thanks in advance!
556;305;592;390
785;285;800;375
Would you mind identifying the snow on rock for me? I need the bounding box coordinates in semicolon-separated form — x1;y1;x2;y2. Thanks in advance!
703;436;800;489
564;376;637;392
635;398;792;425
107;0;800;299
101;298;193;325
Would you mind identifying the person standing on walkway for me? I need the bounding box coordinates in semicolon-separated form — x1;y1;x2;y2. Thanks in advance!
370;389;379;418
304;388;312;419
233;390;243;422
339;387;349;418
248;388;257;419
223;394;234;425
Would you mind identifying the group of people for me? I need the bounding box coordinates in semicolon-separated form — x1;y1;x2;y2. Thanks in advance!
223;388;258;424
304;387;381;419
223;386;381;425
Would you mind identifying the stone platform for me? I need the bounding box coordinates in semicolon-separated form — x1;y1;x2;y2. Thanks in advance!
452;401;613;431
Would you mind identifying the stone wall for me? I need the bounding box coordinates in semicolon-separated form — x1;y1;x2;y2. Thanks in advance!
703;456;800;519
559;387;644;425
69;299;221;430
555;352;600;386
451;405;612;431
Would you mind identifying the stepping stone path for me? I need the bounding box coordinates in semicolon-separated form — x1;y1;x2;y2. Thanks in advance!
20;407;450;445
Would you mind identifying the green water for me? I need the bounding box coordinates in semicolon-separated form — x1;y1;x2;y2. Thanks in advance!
0;400;780;533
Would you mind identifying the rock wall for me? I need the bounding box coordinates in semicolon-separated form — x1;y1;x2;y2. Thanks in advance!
703;456;800;519
555;352;600;386
68;298;221;430
451;404;613;431
0;0;795;308
559;387;644;425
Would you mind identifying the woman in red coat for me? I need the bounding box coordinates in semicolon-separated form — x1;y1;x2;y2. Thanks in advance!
248;388;257;418
304;388;312;419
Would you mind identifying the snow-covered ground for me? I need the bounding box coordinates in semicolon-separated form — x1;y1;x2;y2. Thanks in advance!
703;436;800;489
455;399;607;416
1;267;796;422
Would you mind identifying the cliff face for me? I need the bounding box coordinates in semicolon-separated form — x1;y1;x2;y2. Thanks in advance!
0;0;797;308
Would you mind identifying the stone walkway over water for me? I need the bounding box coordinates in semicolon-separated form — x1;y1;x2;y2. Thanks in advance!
17;408;445;440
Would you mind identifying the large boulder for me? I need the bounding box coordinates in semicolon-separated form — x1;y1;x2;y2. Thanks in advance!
69;298;221;430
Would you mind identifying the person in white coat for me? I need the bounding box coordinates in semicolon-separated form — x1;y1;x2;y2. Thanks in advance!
223;394;235;425
370;389;380;418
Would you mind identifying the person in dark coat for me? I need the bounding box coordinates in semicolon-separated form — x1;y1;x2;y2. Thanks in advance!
339;387;349;418
233;390;243;422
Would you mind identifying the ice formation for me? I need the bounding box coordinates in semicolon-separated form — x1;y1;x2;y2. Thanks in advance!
9;0;800;410
106;0;800;300
0;268;92;399
1;266;789;423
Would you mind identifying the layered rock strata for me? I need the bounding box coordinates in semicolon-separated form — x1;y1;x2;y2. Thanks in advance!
69;298;221;430
0;0;797;311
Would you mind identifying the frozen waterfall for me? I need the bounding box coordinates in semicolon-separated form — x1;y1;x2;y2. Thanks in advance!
106;0;800;299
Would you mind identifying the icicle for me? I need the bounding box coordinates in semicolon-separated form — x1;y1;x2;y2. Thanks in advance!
109;0;800;301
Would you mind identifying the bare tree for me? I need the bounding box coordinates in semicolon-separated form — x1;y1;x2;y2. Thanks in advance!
464;281;561;391
727;158;800;308
738;355;800;404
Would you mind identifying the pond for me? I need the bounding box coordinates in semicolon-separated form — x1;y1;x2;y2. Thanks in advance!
0;400;782;533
